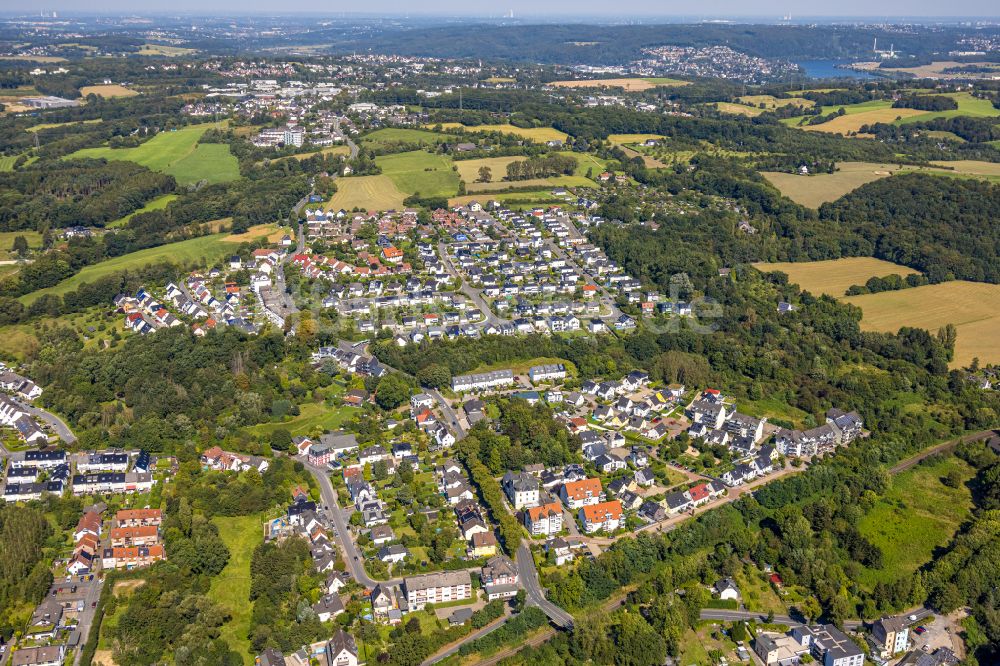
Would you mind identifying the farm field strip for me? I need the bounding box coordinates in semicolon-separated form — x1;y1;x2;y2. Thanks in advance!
753;257;917;298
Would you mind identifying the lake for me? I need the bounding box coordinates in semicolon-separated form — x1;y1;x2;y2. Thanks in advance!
796;59;880;80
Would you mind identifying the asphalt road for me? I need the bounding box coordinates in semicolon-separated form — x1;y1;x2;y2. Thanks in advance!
421;612;513;665
515;544;574;629
72;577;107;666
698;606;932;633
301;458;386;589
428;389;466;439
15;398;76;444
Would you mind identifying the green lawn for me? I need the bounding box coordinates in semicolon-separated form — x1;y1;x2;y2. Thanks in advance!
67;123;239;186
209;515;261;665
19;233;231;304
896;92;1000;124
107;193;179;228
375;150;460;198
361;128;458;148
247;398;355;438
0;230;43;260
857;455;976;589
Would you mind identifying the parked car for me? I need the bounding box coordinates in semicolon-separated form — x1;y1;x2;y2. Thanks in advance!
914;626;927;635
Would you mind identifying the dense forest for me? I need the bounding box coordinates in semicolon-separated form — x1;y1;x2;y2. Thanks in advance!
820;174;1000;283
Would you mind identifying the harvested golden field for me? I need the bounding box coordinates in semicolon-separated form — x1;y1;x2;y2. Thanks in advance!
738;94;814;109
715;102;764;117
843;281;1000;368
80;84;138;98
761;162;905;208
324;175;408;211
928;160;1000;177
455;156;524;183
223;223;291;244
550;77;688;91
803;108;926;134
753;257;917;298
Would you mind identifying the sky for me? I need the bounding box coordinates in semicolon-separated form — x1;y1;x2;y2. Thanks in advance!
10;1;1000;18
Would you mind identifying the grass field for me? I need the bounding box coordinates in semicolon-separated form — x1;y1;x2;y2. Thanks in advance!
271;145;350;162
925;160;1000;182
248;399;354;438
20;233;231;304
456;153;598;191
79;84;137;98
802;107;926;134
896;92;1000;124
737;94;813;109
549;77;688;91
607;134;664;145
325;175;408;211
138;43;197;56
362;127;457;148
0;55;66;63
715;102;765;117
448;190;564;209
857;455;975;589
0;156;20;172
435;123;568;144
26;118;101;133
753;257;917;297
209;515;261;665
106;194;178;228
67;122;239;186
376;150;459;198
843;281;1000;367
0;230;43;261
761;162;904;208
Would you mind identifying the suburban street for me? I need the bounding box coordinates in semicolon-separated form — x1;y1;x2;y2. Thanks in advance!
301;458;384;588
72;577;107;666
515;543;574;628
14;398;76;444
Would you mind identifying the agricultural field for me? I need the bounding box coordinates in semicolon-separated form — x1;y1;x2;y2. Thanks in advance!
922;160;1000;182
106;193;178;228
19;233;232;304
843;281;1000;367
223;223;290;244
208;515;261;665
737;94;814;110
325;175;409;211
67;122;239;186
761;162;904;208
802;108;926;134
137;43;197;56
0;55;66;63
857;454;975;589
435;123;568;144
549;77;688;91
457;153;597;192
375;150;459;198
753;257;917;297
715;102;765;117
79;84;137;98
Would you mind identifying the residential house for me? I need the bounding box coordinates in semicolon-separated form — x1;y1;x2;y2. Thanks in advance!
404;571;472;610
580;500;623;533
870;616;910;658
524;501;564;536
325;630;359;666
481;555;519;601
560;477;602;509
714;578;741;601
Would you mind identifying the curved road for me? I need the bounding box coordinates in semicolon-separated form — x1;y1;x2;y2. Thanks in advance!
15;398;76;444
